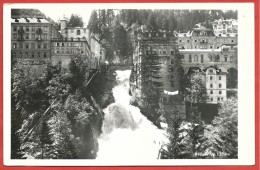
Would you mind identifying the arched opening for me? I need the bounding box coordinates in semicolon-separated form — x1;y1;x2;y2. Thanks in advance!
77;30;81;35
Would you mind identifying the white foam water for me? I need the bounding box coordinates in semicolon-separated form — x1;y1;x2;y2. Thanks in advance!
97;70;167;163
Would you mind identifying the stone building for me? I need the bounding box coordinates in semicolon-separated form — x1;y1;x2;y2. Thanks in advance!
212;18;238;35
11;17;62;64
54;17;106;69
204;66;227;103
132;30;180;101
177;26;238;71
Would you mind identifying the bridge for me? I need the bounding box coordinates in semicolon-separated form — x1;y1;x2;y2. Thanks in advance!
102;63;133;71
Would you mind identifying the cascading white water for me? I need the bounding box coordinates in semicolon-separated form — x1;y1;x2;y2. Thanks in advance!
97;70;167;163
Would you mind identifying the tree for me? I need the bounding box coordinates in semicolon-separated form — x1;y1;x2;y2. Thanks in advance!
67;14;84;27
39;119;54;159
147;12;158;31
88;10;101;34
227;68;238;89
212;97;238;158
113;25;128;57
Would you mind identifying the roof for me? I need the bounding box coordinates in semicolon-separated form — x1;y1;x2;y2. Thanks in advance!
179;49;222;52
11;18;50;24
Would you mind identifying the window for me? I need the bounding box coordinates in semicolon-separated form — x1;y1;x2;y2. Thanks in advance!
38;43;41;49
219;91;222;94
13;43;17;49
231;39;234;43
187;40;190;43
25;34;29;40
31;43;35;49
194;55;198;62
13;26;17;32
38;53;41;58
57;51;59;54
57;43;60;47
218;97;220;101
215;55;220;62
163;51;167;55
44;43;47;49
43;34;47;40
25;43;29;49
19;43;23;49
26;26;29;32
62;43;65;47
25;53;28;58
13;34;17;39
219;76;221;80
210;45;213;49
77;30;81;35
211;98;213;101
210;90;213;94
194;45;197;49
179;39;182;43
219;83;222;88
32;53;34;58
189;55;192;63
81;51;84;54
224;55;228;62
171;51;174;55
194;39;197;43
44;26;48;32
32;33;35;39
44;53;47;58
210;76;213;80
171;59;174;64
209;69;213;73
210;84;213;88
201;55;204;63
19;53;22;58
31;26;35;32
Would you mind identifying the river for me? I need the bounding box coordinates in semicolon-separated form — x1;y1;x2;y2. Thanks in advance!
97;70;167;163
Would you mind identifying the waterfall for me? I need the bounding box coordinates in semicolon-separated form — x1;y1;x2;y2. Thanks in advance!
97;70;167;163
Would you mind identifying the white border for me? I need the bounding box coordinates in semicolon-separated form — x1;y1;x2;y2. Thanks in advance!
3;3;255;166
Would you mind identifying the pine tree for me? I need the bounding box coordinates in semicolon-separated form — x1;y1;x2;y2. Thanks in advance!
67;14;84;27
39;119;54;159
147;12;158;31
88;10;101;34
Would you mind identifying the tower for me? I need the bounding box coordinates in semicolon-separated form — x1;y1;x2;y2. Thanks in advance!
60;16;67;38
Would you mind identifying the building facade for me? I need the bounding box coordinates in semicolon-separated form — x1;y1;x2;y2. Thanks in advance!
212;18;238;35
177;26;238;71
132;30;180;101
205;66;227;103
55;17;106;69
11;17;62;64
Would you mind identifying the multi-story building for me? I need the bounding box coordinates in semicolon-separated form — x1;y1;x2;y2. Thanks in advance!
205;66;227;103
177;26;238;71
133;30;180;101
212;17;238;35
11;17;62;64
55;17;106;69
51;37;94;68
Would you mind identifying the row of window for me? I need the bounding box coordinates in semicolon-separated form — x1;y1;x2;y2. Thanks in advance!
54;42;84;47
13;26;48;32
13;33;48;40
54;50;84;54
187;54;230;63
13;42;48;49
178;38;236;43
209;97;224;102
209;76;223;81
208;90;224;95
209;83;223;88
12;52;48;58
68;29;87;34
146;50;175;56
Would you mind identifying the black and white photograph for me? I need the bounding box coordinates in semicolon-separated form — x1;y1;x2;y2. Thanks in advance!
3;3;255;166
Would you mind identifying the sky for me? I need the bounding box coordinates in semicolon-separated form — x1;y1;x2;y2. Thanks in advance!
36;5;93;26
